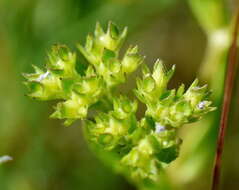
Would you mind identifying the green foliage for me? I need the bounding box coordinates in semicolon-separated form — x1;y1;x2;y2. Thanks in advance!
24;22;215;187
188;0;228;34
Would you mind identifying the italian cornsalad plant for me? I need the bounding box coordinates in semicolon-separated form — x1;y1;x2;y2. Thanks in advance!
24;22;215;190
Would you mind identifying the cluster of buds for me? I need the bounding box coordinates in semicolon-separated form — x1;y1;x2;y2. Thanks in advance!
121;121;181;182
24;45;106;125
24;22;215;185
24;22;143;125
86;96;137;151
78;22;144;87
135;61;215;128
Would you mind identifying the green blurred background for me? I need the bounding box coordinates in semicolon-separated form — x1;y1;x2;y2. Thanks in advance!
0;0;238;189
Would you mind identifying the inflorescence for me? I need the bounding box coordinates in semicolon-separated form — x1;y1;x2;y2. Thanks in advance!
24;22;215;184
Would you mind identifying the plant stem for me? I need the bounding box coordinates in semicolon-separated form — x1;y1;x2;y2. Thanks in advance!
211;9;239;190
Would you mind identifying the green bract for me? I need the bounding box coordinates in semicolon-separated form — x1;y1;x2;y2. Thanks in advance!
24;22;215;186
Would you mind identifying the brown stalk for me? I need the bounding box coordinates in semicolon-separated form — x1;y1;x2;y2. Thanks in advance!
211;9;239;190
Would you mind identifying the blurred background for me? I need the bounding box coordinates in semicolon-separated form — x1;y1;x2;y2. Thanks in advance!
0;0;238;189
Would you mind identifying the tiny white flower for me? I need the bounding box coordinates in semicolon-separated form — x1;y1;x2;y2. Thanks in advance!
198;101;207;109
0;155;13;164
155;123;165;133
36;71;50;82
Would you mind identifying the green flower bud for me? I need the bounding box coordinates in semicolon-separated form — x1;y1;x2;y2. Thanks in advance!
86;113;131;150
77;22;127;66
47;45;77;78
51;92;88;120
122;46;144;73
184;79;209;107
112;96;137;119
23;66;64;100
134;61;175;104
95;21;128;52
73;76;104;97
97;49;125;87
121;136;162;182
77;34;100;65
152;60;175;90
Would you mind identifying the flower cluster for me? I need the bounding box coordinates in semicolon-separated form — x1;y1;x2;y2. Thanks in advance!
135;61;215;128
77;22;144;87
86;96;138;151
24;22;215;185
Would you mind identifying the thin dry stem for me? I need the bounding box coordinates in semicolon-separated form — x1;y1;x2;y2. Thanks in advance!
211;9;239;190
